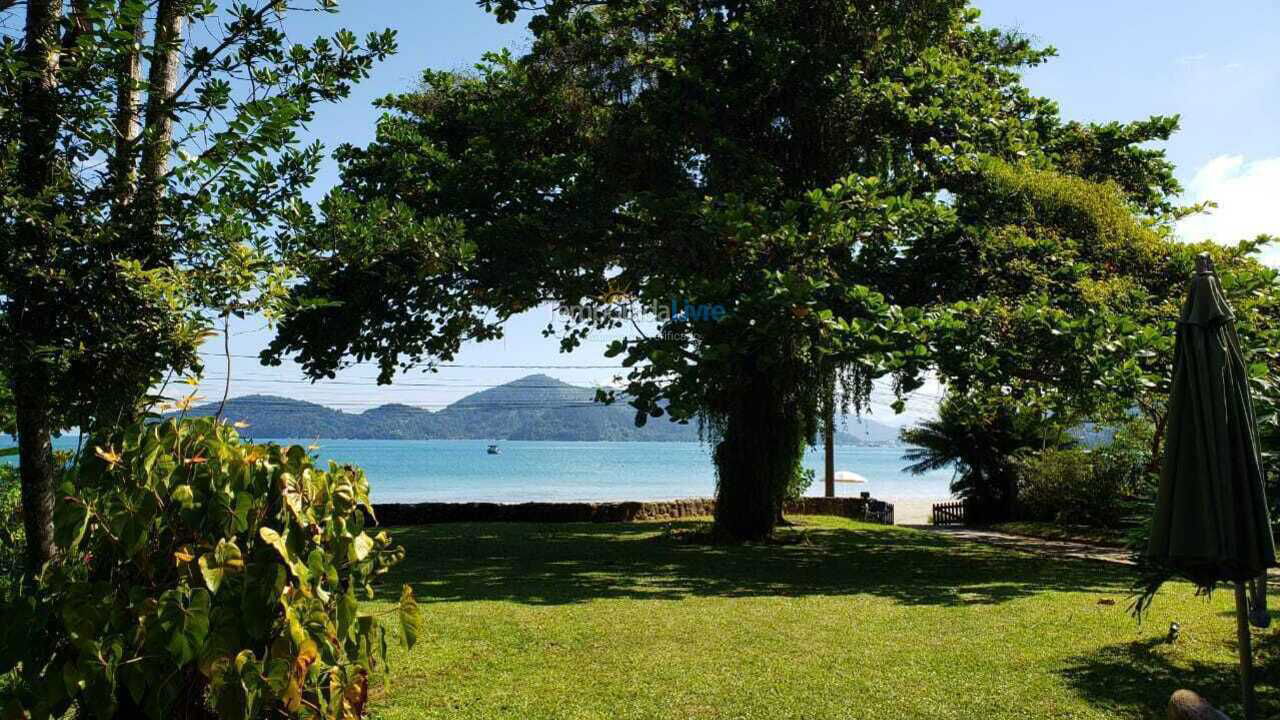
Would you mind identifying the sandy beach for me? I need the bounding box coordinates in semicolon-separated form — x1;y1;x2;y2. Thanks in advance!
883;497;944;525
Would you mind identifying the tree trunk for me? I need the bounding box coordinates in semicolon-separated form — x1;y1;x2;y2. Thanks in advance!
1147;410;1168;477
713;370;807;541
14;0;65;574
136;0;185;250
110;0;146;211
1002;468;1018;522
14;376;57;575
823;391;835;497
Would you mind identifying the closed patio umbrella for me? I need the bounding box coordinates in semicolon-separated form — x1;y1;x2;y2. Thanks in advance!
1147;252;1276;719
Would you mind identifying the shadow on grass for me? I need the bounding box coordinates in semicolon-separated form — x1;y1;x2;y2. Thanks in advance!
376;520;1136;608
1061;634;1280;719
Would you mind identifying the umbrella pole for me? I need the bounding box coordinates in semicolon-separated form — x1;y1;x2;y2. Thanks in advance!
1235;582;1258;720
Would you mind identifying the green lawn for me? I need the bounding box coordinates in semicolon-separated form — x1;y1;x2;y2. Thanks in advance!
366;517;1278;720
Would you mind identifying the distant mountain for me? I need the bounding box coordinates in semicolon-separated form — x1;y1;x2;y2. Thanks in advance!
179;374;904;444
833;415;905;446
190;395;354;439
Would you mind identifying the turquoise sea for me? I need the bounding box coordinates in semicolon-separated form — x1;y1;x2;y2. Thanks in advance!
7;437;952;504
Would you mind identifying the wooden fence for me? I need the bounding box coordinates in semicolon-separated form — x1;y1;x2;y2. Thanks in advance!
931;500;966;526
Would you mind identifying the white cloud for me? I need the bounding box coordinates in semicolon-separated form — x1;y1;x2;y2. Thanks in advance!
1177;155;1280;266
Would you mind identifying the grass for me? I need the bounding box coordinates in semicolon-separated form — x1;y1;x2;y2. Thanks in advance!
365;517;1277;720
988;521;1134;549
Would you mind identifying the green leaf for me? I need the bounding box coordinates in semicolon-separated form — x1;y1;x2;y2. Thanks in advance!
351;532;374;562
199;553;225;594
199;538;243;593
398;584;420;650
356;614;376;666
337;582;358;642
264;657;290;696
188;589;212;647
172;484;195;509
259;526;289;562
160;588;211;666
232;492;254;533
62;659;85;694
241;562;287;639
141;441;163;474
53;497;90;551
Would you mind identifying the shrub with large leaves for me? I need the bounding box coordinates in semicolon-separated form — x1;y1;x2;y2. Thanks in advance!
0;417;418;720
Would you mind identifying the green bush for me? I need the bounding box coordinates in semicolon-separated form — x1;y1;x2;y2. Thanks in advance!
0;417;418;720
0;462;21;595
1015;425;1153;528
1260;395;1279;527
0;461;21;698
785;465;815;502
1016;449;1099;525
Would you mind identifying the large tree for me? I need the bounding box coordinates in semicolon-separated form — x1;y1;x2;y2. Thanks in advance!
268;0;1187;540
2;1;396;572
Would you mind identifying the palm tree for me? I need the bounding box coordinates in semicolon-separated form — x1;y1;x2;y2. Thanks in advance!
901;394;1070;522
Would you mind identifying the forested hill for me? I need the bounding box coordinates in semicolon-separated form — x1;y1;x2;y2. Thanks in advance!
178;374;903;444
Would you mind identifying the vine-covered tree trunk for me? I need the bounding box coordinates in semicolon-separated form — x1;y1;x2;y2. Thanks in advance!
14;0;65;574
136;0;185;253
713;370;808;541
109;0;145;210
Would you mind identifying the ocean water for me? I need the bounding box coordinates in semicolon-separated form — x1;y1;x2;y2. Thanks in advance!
10;437;953;504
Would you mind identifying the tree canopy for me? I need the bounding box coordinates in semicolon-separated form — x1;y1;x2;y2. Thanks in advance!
267;0;1200;539
2;0;394;569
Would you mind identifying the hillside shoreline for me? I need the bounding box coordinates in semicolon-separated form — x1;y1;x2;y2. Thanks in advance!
177;374;906;445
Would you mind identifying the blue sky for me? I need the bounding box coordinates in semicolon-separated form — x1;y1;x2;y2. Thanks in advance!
196;1;1280;420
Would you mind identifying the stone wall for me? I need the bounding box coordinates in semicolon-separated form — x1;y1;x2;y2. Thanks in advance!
371;496;886;526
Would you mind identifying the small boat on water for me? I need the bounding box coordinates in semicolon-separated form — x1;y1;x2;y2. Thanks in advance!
487;444;501;455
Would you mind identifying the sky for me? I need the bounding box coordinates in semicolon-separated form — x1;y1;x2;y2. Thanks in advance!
192;1;1280;422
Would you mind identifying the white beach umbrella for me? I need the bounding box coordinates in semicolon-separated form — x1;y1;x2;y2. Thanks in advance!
833;470;868;484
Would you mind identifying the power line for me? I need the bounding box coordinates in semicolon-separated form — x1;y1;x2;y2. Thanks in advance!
187;369;944;400
172;378;944;403
171;380;943;404
189;354;944;399
169;397;631;409
194;377;617;390
173;402;635;411
195;351;628;370
173;396;941;411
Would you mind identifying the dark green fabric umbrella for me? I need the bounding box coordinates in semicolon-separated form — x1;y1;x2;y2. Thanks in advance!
1147;252;1276;719
1148;254;1276;583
